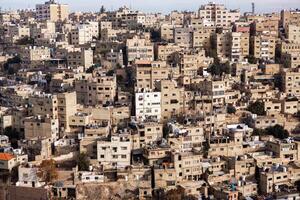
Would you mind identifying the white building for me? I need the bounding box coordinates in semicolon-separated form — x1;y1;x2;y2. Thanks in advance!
70;22;99;45
97;134;132;168
135;88;161;121
16;165;45;188
79;171;104;183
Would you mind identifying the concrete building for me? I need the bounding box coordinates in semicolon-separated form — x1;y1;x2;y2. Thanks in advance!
97;134;132;168
0;153;17;171
198;2;240;27
75;73;117;106
158;80;184;120
21;46;51;64
134;60;169;89
24;116;59;140
286;24;300;43
70;22;99;45
126;35;154;64
67;48;94;69
135;88;161;121
36;0;69;22
282;68;300;97
251;34;276;60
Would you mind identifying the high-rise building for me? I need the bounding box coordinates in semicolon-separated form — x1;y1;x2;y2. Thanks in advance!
36;0;69;22
198;2;240;27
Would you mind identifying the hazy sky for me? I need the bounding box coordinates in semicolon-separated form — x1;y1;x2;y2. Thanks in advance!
1;0;300;14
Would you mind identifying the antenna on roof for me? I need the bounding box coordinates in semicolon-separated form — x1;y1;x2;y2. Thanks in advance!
252;2;255;14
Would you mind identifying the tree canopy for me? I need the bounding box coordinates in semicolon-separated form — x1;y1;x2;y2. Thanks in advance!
77;152;90;171
253;124;289;139
38;159;58;183
247;101;265;116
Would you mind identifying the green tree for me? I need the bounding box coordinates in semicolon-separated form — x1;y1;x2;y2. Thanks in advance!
3;127;21;148
253;125;289;139
77;153;90;171
246;55;258;64
247;101;266;116
86;66;95;73
16;36;34;45
208;60;231;76
45;73;53;85
227;104;236;114
3;56;21;75
265;124;289;139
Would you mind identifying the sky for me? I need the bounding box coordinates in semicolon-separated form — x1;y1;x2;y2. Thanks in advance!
1;0;300;14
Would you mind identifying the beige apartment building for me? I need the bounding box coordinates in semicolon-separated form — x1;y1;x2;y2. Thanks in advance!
153;163;177;189
251;20;279;36
171;49;210;77
227;155;255;179
253;115;283;129
168;123;205;152
24;116;59;140
173;27;193;47
67;48;93;69
281;10;300;28
126;35;154;64
281;52;300;68
282;68;300;97
75;73;117;106
171;151;203;181
143;145;170;165
213;31;249;61
192;27;214;49
131;122;163;149
36;0;69;22
57;91;77;132
134;60;169;89
198;2;240;27
266;140;300;163
167;11;184;25
29;93;59;119
4;25;30;43
21;46;51;64
230;32;249;61
286;24;300;43
251;34;276;60
214;32;231;58
264;100;282;114
155;43;182;62
259;165;289;194
29;91;77;133
158;80;184;120
160;23;176;42
279;41;300;55
198;80;226;106
208;136;244;157
281;98;299;115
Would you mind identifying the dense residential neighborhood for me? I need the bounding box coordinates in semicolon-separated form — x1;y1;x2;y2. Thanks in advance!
1;1;300;199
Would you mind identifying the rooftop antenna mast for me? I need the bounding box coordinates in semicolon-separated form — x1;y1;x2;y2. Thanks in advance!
252;2;255;14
